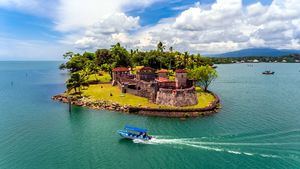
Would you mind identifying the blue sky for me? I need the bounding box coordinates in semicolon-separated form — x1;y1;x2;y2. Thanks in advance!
128;0;272;26
0;9;60;40
0;0;299;60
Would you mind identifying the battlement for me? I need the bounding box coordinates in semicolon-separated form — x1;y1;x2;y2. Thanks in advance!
111;67;198;107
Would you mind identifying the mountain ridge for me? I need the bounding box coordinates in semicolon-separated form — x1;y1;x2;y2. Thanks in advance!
208;48;300;58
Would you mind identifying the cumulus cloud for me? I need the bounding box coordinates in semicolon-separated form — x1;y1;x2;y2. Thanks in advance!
174;0;242;31
1;0;300;56
71;0;300;54
54;0;160;31
74;13;140;50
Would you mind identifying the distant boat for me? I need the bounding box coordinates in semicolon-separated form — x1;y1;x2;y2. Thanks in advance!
262;71;275;75
118;125;152;141
212;65;218;69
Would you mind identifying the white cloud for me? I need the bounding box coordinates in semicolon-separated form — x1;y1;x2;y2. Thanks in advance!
1;0;300;58
54;0;159;31
89;13;139;34
106;0;300;54
74;13;140;50
174;0;242;31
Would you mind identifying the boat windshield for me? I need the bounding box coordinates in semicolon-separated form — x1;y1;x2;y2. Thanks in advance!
124;125;147;133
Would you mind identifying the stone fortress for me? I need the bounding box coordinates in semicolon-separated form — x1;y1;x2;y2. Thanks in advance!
111;67;198;107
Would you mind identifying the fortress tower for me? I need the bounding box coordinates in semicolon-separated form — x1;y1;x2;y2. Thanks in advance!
175;69;187;89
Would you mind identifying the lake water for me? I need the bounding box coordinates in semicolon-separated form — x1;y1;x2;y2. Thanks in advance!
0;61;299;169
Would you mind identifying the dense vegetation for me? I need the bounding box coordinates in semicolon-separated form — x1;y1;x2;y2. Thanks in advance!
211;54;300;64
59;42;216;94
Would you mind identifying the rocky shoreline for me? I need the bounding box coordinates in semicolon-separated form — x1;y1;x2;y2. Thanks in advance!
52;94;131;112
52;92;220;118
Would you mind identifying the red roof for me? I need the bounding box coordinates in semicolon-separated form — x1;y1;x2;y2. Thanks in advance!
156;69;168;73
112;67;129;72
138;66;155;71
156;77;170;82
175;69;187;73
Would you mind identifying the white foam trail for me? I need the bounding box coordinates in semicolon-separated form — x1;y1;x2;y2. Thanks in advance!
244;152;254;156
228;150;242;155
133;136;282;158
133;139;148;144
260;154;280;158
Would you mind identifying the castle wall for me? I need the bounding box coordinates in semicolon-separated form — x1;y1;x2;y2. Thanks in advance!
156;87;198;107
136;81;157;102
158;81;176;89
116;81;138;95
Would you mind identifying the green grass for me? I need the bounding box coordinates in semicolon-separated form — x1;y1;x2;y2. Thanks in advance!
87;72;111;83
83;84;160;107
81;84;215;108
187;91;215;108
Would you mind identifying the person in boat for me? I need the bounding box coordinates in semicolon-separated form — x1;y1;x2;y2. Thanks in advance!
137;132;143;137
143;132;150;139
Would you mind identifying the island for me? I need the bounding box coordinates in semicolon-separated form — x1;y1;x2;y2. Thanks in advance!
53;42;220;118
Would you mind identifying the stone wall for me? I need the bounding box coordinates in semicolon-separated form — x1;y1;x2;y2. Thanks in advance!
158;81;176;89
155;87;198;107
136;81;157;101
117;81;138;95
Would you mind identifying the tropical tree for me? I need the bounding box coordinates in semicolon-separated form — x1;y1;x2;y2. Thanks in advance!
100;63;116;78
175;54;185;69
110;43;131;67
95;49;112;66
85;61;100;80
83;52;95;60
157;41;165;52
63;51;75;59
66;72;88;94
59;54;89;73
188;65;218;91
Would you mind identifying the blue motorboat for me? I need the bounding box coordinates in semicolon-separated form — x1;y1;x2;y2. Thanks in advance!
118;125;152;141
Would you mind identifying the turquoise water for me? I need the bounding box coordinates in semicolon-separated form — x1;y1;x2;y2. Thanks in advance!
0;62;299;169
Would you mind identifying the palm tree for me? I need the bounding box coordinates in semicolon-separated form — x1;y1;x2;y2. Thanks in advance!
66;72;88;95
157;41;165;52
86;61;100;81
183;51;189;68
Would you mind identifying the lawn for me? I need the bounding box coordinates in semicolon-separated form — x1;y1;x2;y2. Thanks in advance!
83;84;161;107
82;84;215;108
187;91;215;108
87;72;111;83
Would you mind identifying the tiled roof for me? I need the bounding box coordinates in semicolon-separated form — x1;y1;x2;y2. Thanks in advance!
175;69;187;73
138;66;155;71
156;69;168;73
112;67;129;72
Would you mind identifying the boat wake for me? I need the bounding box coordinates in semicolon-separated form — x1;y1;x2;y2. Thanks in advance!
133;136;300;160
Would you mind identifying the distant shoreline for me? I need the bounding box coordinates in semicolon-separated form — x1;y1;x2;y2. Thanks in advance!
211;54;300;64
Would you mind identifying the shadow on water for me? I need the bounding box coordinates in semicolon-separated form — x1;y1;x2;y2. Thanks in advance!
118;138;132;144
118;138;150;149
